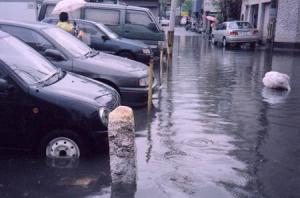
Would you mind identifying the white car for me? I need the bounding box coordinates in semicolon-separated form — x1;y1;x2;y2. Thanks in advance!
211;21;260;48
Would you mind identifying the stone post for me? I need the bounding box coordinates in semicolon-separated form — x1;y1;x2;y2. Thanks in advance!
108;106;137;198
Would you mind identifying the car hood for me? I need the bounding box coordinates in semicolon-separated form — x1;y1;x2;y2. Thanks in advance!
32;72;119;109
75;52;148;77
116;37;149;48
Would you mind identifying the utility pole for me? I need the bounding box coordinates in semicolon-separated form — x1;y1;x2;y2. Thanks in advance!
167;0;178;56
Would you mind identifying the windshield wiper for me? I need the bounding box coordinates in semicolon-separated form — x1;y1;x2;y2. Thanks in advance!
84;50;99;58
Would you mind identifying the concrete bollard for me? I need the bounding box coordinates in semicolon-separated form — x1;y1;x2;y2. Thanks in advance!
108;106;137;185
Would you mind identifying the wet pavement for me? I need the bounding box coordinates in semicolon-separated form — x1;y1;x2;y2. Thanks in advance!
1;32;300;198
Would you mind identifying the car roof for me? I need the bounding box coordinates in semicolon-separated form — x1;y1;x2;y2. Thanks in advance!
0;30;9;38
42;0;149;11
0;20;52;30
45;17;102;26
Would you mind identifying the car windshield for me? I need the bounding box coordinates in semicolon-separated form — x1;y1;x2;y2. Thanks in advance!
229;22;253;29
0;36;58;85
97;23;118;39
43;27;92;58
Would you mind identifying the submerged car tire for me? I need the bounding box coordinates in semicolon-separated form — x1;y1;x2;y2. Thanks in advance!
40;130;87;159
117;51;135;60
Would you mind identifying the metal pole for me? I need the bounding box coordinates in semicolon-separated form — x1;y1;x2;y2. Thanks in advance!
159;49;163;85
147;59;154;113
167;0;178;56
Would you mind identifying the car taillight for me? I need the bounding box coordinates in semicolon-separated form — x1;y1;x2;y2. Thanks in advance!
253;30;259;34
230;31;238;36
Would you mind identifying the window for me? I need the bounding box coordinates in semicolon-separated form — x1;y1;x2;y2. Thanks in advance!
0;26;54;53
126;10;152;26
77;22;104;45
84;8;120;25
78;22;103;36
45;5;81;19
0;36;57;85
0;65;7;79
229;22;253;30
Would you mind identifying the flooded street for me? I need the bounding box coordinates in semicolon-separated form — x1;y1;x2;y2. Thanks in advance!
1;33;300;198
134;34;300;198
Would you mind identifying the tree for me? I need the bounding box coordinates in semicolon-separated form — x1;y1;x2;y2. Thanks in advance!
182;0;193;15
213;0;243;22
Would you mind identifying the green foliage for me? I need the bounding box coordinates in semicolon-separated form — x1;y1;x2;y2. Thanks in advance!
213;0;242;22
182;0;193;12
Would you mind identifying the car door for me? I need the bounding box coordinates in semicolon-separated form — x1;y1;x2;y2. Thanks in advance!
0;63;28;149
124;9;161;45
0;25;72;72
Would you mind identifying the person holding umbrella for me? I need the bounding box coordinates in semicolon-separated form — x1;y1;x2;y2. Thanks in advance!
57;12;74;33
52;0;85;37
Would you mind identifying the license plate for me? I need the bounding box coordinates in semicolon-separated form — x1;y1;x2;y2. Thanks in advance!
239;31;250;36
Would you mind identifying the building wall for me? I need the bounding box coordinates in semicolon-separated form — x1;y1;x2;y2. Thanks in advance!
241;0;271;42
274;0;300;44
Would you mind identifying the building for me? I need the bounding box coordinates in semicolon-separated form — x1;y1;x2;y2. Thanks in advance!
241;0;300;49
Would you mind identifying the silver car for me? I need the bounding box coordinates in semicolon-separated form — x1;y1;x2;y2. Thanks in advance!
211;21;260;48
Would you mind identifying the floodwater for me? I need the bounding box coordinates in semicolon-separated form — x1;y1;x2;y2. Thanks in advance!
1;33;300;198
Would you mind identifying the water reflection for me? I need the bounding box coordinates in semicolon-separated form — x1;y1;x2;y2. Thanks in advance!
135;36;300;198
0;153;111;198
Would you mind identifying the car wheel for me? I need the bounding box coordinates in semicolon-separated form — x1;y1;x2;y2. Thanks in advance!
117;51;135;60
41;130;86;159
222;37;228;48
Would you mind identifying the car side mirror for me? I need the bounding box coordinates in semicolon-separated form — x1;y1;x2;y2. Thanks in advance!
44;49;65;61
102;35;109;41
0;78;14;92
148;23;158;32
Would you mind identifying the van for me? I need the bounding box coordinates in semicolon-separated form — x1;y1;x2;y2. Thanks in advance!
38;0;165;55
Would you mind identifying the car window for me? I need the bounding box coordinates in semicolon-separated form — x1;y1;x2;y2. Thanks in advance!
126;10;153;27
45;5;80;19
84;8;120;26
0;36;57;85
0;65;7;79
229;22;253;29
43;27;91;58
78;22;103;36
0;25;54;53
77;22;104;45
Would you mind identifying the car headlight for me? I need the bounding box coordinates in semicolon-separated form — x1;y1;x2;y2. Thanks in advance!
142;48;151;55
99;107;110;127
139;77;149;87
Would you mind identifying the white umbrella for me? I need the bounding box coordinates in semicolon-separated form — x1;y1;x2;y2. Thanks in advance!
52;0;86;15
206;16;217;22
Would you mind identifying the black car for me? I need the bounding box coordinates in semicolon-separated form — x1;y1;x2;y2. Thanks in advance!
43;18;153;65
0;20;157;106
0;30;120;158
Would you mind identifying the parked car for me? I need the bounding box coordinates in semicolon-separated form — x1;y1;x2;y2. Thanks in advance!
42;18;153;65
211;21;260;48
159;17;170;27
0;30;120;158
38;0;165;56
0;20;156;106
